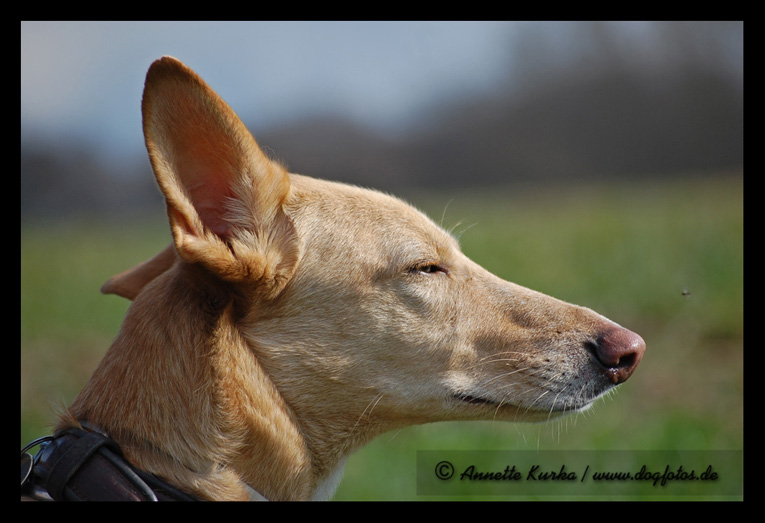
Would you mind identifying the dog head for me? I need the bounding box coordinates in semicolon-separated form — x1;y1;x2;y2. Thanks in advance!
91;56;644;499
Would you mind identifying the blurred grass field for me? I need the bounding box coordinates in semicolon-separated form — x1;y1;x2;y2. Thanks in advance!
20;174;743;500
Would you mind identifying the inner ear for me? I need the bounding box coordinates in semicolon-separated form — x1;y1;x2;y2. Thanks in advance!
176;159;238;238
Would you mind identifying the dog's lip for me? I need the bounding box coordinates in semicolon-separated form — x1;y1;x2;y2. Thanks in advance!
452;392;595;413
452;393;498;407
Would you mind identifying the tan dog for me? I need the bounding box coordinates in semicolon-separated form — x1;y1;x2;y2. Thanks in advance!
56;56;645;501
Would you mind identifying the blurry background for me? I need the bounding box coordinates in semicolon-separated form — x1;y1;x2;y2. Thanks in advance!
21;21;743;500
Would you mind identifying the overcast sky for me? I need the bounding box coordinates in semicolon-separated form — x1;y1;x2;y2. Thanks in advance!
21;21;525;157
21;21;742;161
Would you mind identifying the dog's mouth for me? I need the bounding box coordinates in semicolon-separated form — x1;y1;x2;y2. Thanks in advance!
452;391;595;415
452;393;498;407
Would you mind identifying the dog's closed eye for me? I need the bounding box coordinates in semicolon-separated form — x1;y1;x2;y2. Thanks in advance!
411;263;448;275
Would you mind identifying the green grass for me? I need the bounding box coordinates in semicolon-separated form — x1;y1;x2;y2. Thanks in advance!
20;174;743;500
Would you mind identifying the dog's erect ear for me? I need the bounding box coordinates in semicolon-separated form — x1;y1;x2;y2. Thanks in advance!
141;56;298;296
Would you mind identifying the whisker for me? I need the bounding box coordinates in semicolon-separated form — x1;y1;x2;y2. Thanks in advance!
474;366;535;390
438;198;454;228
350;392;384;436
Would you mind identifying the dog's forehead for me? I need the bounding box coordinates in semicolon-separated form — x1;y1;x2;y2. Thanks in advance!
286;174;458;259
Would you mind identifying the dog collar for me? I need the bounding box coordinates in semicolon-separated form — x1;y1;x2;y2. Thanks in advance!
21;427;271;501
21;428;199;501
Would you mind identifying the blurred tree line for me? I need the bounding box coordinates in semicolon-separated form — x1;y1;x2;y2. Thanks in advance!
21;21;742;220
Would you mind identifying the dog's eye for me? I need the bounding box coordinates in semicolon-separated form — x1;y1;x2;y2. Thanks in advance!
412;263;447;275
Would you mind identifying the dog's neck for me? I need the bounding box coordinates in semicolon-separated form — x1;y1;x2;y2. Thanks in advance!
63;268;352;501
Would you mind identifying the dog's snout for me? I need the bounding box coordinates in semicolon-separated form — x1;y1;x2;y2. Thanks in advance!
589;327;646;384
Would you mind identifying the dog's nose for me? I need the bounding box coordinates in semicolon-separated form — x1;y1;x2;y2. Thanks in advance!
591;327;646;384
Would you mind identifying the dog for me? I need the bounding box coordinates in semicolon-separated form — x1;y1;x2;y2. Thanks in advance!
45;56;644;501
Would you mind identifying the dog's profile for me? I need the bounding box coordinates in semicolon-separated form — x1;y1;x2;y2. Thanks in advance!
42;56;644;501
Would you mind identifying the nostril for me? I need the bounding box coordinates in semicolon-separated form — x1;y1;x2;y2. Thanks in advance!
588;327;646;384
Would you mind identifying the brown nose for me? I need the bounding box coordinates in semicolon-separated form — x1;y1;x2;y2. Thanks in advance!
590;327;646;384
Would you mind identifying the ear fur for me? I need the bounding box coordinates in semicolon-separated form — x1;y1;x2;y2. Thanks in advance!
141;56;298;295
101;243;177;300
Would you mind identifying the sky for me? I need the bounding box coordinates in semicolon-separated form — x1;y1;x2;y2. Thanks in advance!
21;21;522;159
21;21;742;163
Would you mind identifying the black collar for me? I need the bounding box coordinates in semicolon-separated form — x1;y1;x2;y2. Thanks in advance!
21;427;198;501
